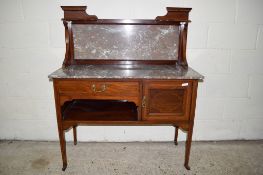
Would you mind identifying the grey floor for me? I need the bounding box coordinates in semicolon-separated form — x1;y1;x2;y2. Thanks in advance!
0;140;262;175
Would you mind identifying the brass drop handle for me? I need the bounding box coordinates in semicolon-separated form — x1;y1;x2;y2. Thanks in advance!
142;96;146;108
92;84;107;93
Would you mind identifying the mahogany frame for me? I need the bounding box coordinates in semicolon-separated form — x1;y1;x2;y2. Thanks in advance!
52;6;200;172
61;6;191;67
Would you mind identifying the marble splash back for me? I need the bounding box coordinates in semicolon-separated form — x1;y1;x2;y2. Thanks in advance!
72;24;179;60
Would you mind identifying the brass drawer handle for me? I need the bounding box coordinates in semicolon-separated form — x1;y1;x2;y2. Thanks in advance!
92;84;107;93
142;96;146;108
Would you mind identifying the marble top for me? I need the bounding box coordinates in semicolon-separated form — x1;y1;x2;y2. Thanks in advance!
48;65;204;80
73;24;179;60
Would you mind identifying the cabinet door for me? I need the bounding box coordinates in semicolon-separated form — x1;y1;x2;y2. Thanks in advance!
142;81;192;121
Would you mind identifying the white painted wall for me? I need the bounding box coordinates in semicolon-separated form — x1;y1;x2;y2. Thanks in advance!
0;0;262;141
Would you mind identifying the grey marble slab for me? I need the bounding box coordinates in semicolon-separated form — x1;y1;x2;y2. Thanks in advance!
48;65;204;80
73;24;179;60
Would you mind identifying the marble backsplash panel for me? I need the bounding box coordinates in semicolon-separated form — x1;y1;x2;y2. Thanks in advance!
72;24;179;60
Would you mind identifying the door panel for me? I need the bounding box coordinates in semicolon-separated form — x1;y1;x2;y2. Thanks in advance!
149;89;185;114
143;81;192;121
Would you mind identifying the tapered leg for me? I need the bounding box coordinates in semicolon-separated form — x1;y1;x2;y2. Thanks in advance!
73;126;77;145
174;126;179;145
58;128;67;171
184;123;193;170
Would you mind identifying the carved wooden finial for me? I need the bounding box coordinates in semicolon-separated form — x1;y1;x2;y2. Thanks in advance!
155;7;192;22
61;6;98;21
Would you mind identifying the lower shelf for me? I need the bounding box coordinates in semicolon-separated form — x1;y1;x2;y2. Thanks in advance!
62;99;138;121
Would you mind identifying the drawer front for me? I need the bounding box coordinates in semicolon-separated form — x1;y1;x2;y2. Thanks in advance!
56;80;140;98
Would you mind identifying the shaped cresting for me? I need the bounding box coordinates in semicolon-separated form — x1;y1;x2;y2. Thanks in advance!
61;6;191;67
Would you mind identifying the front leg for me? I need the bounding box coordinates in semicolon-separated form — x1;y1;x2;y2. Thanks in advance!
53;82;68;171
184;123;193;170
58;128;67;171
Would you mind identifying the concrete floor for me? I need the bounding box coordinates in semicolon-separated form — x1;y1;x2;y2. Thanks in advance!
0;141;262;175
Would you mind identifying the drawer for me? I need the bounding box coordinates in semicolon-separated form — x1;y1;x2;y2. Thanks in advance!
56;80;140;97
